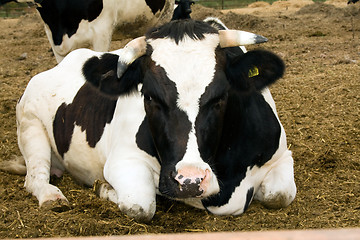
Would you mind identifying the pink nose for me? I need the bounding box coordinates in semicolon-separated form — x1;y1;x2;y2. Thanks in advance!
174;167;211;197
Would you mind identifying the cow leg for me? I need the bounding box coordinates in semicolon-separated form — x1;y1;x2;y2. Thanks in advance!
17;117;68;209
94;180;118;204
103;159;157;222
91;23;113;52
254;150;296;209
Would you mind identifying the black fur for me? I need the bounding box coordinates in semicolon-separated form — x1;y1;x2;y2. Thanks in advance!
171;0;194;20
36;0;103;45
145;0;165;14
82;53;143;97
146;19;218;44
226;50;285;92
53;83;117;157
244;187;255;212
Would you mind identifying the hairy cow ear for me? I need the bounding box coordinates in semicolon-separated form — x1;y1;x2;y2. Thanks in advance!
82;53;144;98
225;50;285;92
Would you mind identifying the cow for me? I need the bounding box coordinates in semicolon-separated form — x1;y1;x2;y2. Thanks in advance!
171;0;194;20
0;0;175;63
3;18;296;222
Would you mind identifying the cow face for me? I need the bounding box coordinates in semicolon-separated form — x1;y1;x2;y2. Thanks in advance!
85;19;284;200
142;32;227;198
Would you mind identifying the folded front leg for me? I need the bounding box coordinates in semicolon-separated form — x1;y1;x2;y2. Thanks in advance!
254;150;296;209
103;158;157;222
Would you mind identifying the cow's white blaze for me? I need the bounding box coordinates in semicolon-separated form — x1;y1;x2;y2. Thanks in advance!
148;34;219;123
148;34;221;196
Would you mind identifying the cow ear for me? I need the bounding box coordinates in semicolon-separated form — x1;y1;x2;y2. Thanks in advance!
225;50;285;92
83;53;144;97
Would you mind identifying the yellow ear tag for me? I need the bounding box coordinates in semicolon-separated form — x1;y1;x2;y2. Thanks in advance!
248;66;259;78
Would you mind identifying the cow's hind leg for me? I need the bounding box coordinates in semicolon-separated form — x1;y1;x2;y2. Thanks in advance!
254;150;297;209
17;117;69;210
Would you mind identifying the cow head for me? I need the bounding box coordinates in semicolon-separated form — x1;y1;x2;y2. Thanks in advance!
85;19;284;200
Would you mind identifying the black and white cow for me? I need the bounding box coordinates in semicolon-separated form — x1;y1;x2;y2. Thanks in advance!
8;18;296;221
171;0;194;20
1;0;174;62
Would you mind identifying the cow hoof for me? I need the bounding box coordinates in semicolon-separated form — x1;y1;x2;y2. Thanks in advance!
41;198;70;212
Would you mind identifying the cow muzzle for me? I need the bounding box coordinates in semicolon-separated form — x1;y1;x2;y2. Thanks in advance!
172;167;212;198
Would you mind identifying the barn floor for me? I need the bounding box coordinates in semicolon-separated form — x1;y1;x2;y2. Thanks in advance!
0;1;359;238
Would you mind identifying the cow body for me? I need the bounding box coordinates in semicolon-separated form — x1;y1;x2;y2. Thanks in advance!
14;19;296;221
5;0;174;62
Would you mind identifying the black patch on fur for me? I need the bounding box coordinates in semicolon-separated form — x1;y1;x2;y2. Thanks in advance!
145;0;165;14
146;19;218;44
36;0;103;45
138;62;194;198
82;53;143;97
202;87;281;208
244;187;254;212
201;49;283;209
136;117;159;160
53;83;117;157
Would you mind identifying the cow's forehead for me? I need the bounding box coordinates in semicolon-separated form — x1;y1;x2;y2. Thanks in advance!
147;34;220;122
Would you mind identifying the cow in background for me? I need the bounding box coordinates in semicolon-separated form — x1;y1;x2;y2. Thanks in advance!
171;0;194;20
0;0;175;62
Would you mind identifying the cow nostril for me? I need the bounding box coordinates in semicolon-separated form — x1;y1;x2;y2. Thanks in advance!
195;178;201;184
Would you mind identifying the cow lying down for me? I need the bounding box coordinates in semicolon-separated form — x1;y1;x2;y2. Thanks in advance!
4;18;296;221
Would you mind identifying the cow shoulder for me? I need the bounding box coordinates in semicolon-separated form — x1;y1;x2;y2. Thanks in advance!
53;82;117;158
53;51;145;157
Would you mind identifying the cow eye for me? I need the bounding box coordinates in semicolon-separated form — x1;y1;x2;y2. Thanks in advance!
143;94;168;111
144;94;152;102
212;94;228;111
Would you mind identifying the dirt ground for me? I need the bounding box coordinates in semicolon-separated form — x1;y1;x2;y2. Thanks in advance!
0;1;359;238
